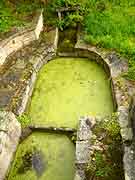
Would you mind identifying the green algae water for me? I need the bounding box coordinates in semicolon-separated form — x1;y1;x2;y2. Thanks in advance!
28;57;113;128
8;132;75;180
8;57;114;180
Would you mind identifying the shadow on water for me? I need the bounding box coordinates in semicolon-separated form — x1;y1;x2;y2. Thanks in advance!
18;150;46;178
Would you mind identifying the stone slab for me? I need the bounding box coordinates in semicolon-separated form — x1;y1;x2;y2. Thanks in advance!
76;140;90;164
0;111;21;180
77;116;95;141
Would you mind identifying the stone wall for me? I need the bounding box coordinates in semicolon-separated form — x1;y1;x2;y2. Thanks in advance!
0;10;43;65
0;111;21;180
11;28;59;115
123;96;135;180
0;10;51;180
0;26;58;179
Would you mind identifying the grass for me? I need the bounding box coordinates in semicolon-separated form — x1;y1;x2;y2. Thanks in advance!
0;0;42;35
84;0;135;80
0;0;135;79
0;1;21;33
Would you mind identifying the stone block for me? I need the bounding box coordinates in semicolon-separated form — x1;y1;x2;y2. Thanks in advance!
76;140;90;164
77;116;95;141
0;111;21;180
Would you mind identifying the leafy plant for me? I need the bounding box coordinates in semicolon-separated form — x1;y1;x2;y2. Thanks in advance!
17;114;31;127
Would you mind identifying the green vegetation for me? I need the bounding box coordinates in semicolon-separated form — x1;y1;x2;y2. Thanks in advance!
58;28;77;52
17;114;31;128
43;0;87;29
86;114;124;180
0;0;42;34
28;58;113;128
84;0;135;80
8;132;75;180
0;0;135;79
44;0;135;80
0;1;21;33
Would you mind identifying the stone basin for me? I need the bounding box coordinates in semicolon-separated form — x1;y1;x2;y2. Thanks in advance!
8;57;114;180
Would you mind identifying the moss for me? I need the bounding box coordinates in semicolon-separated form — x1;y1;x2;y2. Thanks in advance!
17;114;31;128
17;150;33;174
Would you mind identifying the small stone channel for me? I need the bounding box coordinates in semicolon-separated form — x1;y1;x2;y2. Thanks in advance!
7;57;114;180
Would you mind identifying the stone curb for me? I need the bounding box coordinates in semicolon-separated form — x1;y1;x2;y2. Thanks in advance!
0;10;43;65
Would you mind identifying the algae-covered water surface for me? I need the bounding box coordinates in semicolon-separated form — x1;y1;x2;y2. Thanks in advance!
28;57;113;128
8;132;75;180
8;57;114;180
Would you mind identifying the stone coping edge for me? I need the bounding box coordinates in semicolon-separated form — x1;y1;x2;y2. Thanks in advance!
11;28;59;115
0;10;43;65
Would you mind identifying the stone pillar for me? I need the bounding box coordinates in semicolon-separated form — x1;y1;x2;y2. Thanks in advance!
75;116;95;180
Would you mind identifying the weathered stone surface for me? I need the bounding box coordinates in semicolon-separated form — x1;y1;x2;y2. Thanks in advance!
74;169;85;180
0;90;13;108
0;48;7;65
0;28;58;114
122;96;135;180
118;106;133;142
75;117;93;180
74;173;82;180
34;11;43;40
76;140;90;164
20;127;32;142
129;96;135;136
124;143;135;180
15;71;37;115
121;128;133;142
75;36;128;79
54;27;59;50
0;11;43;65
29;125;76;133
77;116;95;141
0;111;21;180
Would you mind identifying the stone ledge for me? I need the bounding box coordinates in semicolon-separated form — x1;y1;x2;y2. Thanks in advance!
0;10;43;65
0;111;21;180
77;116;95;141
7;28;58;115
76;141;91;164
